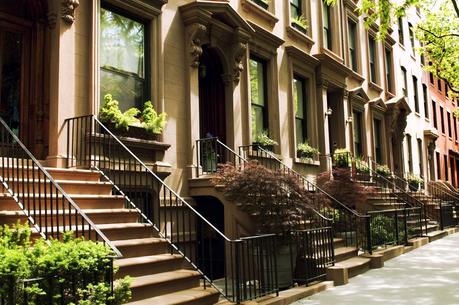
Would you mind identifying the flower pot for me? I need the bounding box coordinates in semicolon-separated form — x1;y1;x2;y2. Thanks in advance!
291;22;307;34
102;122;159;141
251;0;269;9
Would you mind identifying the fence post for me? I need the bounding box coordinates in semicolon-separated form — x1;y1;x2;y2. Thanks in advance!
235;240;242;305
394;209;399;245
365;216;372;255
403;208;408;244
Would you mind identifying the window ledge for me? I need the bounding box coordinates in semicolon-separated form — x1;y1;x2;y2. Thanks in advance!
241;0;278;27
425;117;430;122
385;91;395;100
319;47;344;64
286;25;314;52
294;157;320;166
348;69;365;83
398;42;406;50
369;81;384;93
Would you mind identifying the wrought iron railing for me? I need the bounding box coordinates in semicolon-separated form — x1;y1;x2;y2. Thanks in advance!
239;145;370;252
65;115;278;303
426;181;458;229
367;207;421;253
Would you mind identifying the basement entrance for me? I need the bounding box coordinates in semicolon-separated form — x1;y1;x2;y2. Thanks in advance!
198;46;226;144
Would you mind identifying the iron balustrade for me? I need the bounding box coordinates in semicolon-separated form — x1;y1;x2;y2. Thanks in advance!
64;115;279;303
238;145;370;253
0;117;119;304
366;207;421;253
427;181;459;229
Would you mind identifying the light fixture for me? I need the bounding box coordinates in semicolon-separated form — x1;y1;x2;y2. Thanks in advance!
325;108;333;116
346;117;353;124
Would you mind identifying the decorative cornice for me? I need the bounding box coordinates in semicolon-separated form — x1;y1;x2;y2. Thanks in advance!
285;45;320;68
61;0;79;24
187;23;207;68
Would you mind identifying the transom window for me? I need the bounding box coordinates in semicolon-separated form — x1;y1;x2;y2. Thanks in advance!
100;5;149;110
293;75;308;144
250;56;268;141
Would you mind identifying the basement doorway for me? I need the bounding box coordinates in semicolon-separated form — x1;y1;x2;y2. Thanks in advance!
194;196;225;280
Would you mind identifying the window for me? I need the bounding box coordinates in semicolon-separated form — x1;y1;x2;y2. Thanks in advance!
100;5;149;110
454;116;458;141
440;106;445;134
429;72;434;84
353;110;363;157
436;152;441;180
446;84;449;98
348;20;357;72
290;0;302;20
451;157;455;185
413;76;419;113
401;67;408;96
398;17;404;45
250;56;268;141
448;112;452;138
368;36;377;83
374;119;383;164
423;84;429;118
385;48;393;92
432;100;438;128
408;23;415;54
417;139;423;175
322;0;332;49
444;155;448;181
293;75;308;145
438;79;442;91
407;134;413;172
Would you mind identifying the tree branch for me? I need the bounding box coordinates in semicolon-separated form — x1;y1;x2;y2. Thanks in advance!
417;25;459;39
451;0;459;18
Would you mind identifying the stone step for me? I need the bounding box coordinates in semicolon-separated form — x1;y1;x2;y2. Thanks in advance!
2;178;112;195
125;286;220;305
129;270;201;302
115;254;184;278
113;237;170;258
0;208;139;225
326;256;371;286
0;167;101;181
0;194;126;210
334;247;358;263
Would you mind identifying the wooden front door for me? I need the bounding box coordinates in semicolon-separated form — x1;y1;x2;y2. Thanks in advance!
0;1;49;159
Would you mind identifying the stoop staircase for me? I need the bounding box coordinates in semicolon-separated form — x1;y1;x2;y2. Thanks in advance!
0;165;220;305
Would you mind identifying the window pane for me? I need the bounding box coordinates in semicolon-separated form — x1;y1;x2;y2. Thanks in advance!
290;0;301;19
249;59;265;106
369;37;376;82
296;119;304;144
100;8;146;110
293;78;304;119
348;20;357;71
251;105;264;140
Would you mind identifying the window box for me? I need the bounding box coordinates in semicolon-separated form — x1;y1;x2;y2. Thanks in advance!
104;122;160;141
291;22;307;34
251;0;269;10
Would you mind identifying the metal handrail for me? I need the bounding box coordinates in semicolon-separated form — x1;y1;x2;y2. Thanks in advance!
0;117;121;258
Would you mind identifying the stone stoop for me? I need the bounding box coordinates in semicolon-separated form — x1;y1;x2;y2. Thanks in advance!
0;166;220;305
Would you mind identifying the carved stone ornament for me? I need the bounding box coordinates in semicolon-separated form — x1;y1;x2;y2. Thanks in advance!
188;24;207;68
232;42;247;83
61;0;79;24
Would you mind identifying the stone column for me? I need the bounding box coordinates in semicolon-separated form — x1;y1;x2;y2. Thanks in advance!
316;81;330;171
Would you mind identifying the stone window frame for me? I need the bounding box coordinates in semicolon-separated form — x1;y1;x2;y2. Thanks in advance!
343;0;362;76
285;0;314;50
319;0;343;58
91;0;165;114
244;22;284;150
285;46;320;163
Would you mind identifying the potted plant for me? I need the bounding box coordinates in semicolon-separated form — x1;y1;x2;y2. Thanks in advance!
253;130;278;152
213;162;314;288
407;174;423;191
332;148;351;168
99;94;167;141
355;157;370;174
375;164;391;178
251;0;269;10
291;15;308;33
296;142;319;160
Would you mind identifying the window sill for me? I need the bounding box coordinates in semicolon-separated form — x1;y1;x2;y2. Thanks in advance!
415;112;421;118
369;81;383;93
398;42;406;51
425;117;430;123
286;25;314;52
241;0;278;27
294;157;320;167
319;47;344;64
385;91;395;100
348;69;365;83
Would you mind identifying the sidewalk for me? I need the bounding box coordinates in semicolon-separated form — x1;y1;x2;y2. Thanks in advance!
292;233;459;305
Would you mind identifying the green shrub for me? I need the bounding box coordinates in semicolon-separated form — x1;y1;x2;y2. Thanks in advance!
370;215;396;247
254;131;278;147
332;148;350;168
355;157;370;174
375;164;391;177
297;142;319;159
0;223;131;305
141;101;167;134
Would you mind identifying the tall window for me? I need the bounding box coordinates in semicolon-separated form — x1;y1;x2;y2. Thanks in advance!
432;100;438;128
368;36;377;83
385;48;393;92
417;139;423;175
398;17;404;45
293;76;308;145
407;134;413;172
374;119;383;164
454;117;458;141
290;0;302;19
440;106;445;134
401;67;408;96
250;56;268;141
436;152;441;180
413;76;419;113
353;110;363;157
438;79;442;92
408;22;415;54
422;84;429;118
348;20;357;72
322;1;332;49
444;155;448;181
100;6;148;110
448;112;452;138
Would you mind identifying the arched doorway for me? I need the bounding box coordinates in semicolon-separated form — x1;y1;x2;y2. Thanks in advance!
198;46;226;143
0;0;49;158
